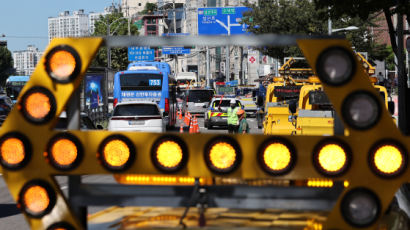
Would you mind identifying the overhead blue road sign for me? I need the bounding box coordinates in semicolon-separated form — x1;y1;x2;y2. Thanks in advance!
198;7;251;35
128;46;155;61
162;47;191;55
162;33;191;54
162;33;190;37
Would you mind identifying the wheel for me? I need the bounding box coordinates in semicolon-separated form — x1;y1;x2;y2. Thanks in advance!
207;123;213;130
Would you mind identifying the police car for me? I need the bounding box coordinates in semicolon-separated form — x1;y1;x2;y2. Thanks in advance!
204;97;242;129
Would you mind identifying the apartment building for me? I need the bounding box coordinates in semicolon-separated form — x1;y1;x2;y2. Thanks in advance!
48;10;89;42
12;45;43;76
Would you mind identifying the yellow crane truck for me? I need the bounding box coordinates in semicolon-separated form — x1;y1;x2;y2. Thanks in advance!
263;58;313;135
263;55;392;136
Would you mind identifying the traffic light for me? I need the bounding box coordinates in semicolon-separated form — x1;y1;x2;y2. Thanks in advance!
0;36;408;230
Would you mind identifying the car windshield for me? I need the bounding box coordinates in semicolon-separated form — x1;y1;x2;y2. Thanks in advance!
212;100;240;107
114;104;160;116
187;90;214;103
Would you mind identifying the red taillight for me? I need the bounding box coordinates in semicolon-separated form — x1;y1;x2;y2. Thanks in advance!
114;98;118;107
165;98;169;113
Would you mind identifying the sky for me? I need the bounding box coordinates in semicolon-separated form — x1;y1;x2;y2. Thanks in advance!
0;0;117;52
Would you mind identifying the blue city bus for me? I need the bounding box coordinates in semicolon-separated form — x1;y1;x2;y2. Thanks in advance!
113;62;177;128
127;61;171;75
5;76;30;103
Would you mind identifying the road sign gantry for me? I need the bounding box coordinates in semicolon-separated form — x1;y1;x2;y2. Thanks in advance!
0;35;407;230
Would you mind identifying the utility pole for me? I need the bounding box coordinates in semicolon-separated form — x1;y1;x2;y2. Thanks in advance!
239;47;243;84
226;45;230;82
107;17;111;69
173;0;178;74
206;46;210;87
397;5;409;134
328;7;332;35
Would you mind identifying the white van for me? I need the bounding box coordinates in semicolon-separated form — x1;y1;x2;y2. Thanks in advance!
175;72;197;88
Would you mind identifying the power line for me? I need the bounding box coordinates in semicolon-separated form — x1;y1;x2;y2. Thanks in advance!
1;35;48;39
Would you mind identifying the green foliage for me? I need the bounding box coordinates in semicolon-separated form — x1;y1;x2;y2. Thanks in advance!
140;3;158;15
242;0;326;60
385;46;396;71
91;12;139;70
314;0;409;21
242;0;391;63
0;47;13;86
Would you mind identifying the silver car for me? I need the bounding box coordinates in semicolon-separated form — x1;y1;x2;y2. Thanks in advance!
182;89;214;116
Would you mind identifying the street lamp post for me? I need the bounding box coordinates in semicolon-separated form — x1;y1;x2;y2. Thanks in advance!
105;17;130;69
331;26;359;33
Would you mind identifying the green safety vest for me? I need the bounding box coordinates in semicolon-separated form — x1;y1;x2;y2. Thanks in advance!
227;107;239;125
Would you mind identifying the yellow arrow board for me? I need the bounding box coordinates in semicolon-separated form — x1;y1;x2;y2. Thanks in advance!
0;37;406;230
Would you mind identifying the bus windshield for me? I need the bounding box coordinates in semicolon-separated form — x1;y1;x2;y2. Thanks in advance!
120;73;163;91
5;76;29;101
6;85;23;100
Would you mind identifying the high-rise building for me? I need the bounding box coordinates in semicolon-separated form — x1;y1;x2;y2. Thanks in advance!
89;6;116;35
48;10;90;42
12;45;43;76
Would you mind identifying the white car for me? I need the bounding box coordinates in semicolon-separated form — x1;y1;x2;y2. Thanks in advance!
108;102;165;132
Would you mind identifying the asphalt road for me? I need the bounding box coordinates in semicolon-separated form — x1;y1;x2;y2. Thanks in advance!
171;116;263;134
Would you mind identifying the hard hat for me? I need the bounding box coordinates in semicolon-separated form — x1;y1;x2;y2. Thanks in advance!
237;109;245;116
230;99;236;104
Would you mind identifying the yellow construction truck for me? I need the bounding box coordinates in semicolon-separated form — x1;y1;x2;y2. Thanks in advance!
263;58;313;135
263;55;392;136
294;77;392;135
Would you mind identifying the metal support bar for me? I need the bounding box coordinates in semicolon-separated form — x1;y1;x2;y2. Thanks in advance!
70;183;344;211
334;112;344;135
103;34;343;48
66;88;87;228
206;46;210;87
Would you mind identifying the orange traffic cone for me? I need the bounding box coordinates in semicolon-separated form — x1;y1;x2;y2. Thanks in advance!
184;112;191;126
193;115;200;133
178;109;182;120
189;120;194;134
179;122;184;133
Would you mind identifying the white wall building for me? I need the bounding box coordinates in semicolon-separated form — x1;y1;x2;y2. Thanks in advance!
121;0;158;17
12;45;43;76
48;10;90;42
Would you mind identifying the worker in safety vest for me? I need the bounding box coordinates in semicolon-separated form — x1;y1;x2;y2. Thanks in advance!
227;99;239;133
237;109;249;134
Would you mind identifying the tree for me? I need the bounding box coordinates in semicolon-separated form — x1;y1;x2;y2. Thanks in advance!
140;3;158;15
91;11;139;70
0;47;13;86
314;0;410;133
242;0;390;63
314;0;410;59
